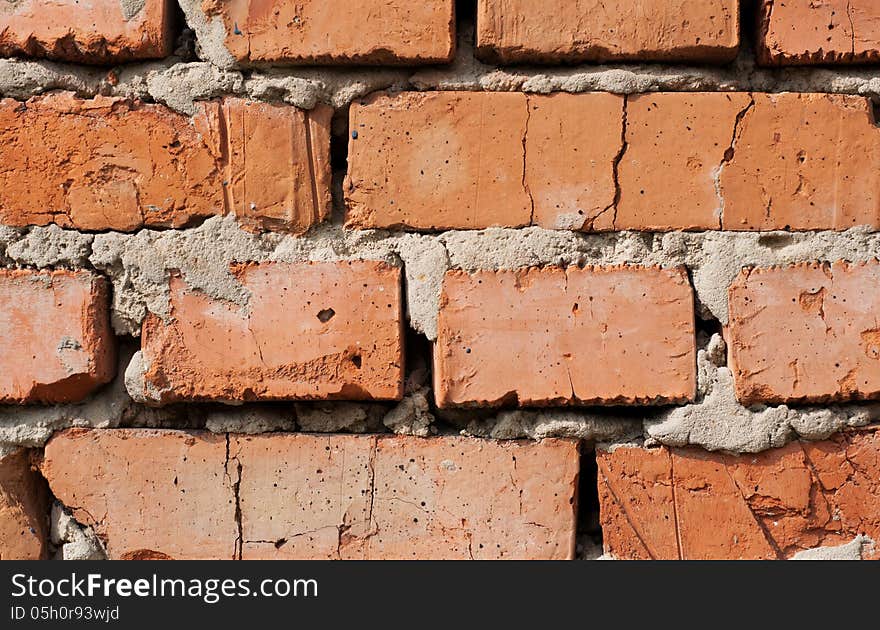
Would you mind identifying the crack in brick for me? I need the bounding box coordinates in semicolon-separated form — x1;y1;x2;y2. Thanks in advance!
668;450;684;560
589;95;628;230
224;434;243;560
846;0;857;57
714;95;755;230
522;95;536;226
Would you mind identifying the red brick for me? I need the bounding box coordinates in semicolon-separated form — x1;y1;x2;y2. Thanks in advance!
433;266;696;408
199;0;455;65
346;91;533;231
598;428;880;559
236;433;578;560
41;429;237;560
717;93;880;231
140;261;403;403
41;429;578;560
729;261;880;406
193;98;333;233
0;270;115;404
0;449;48;560
477;0;740;64
0;0;173;63
0;93;331;234
345;91;624;231
758;0;880;66
618;92;880;231
346;91;880;232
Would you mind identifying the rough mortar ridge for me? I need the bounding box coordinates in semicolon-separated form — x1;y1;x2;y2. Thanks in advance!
3;25;880;116
4;218;880;334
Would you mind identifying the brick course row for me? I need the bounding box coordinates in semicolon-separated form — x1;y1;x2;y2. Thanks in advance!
4;260;880;407
5;91;875;236
3;426;878;560
4;1;880;67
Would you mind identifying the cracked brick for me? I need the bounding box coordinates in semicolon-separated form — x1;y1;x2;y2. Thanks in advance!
759;0;880;66
345;91;879;232
41;429;578;560
41;429;237;561
433;265;697;408
597;427;880;559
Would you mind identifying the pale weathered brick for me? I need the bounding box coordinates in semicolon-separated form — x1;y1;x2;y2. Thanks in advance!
41;429;579;560
236;433;578;560
434;266;696;408
41;429;237;560
729;261;880;405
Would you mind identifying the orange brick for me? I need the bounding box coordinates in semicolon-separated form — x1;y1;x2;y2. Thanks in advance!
617;92;753;231
140;261;403;403
345;91;624;231
0;449;48;560
729;261;880;406
0;270;115;404
42;429;579;560
759;0;880;65
598;428;880;559
199;0;455;65
0;93;331;233
41;429;237;560
0;0;173;63
346;91;533;231
347;91;879;232
477;0;740;64
619;92;880;231
433;266;696;408
193;98;333;233
237;434;578;560
718;93;880;231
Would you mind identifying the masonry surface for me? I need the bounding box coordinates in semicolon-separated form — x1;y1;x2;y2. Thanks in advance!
1;0;880;560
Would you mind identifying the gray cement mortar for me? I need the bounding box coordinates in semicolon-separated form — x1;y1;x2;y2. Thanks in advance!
643;335;878;453
790;536;875;560
2;21;880;116
50;502;107;561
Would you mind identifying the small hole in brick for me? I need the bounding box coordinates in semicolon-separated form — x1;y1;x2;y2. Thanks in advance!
351;355;362;368
317;308;335;323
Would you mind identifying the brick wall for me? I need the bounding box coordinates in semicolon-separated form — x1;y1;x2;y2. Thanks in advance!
1;0;879;561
